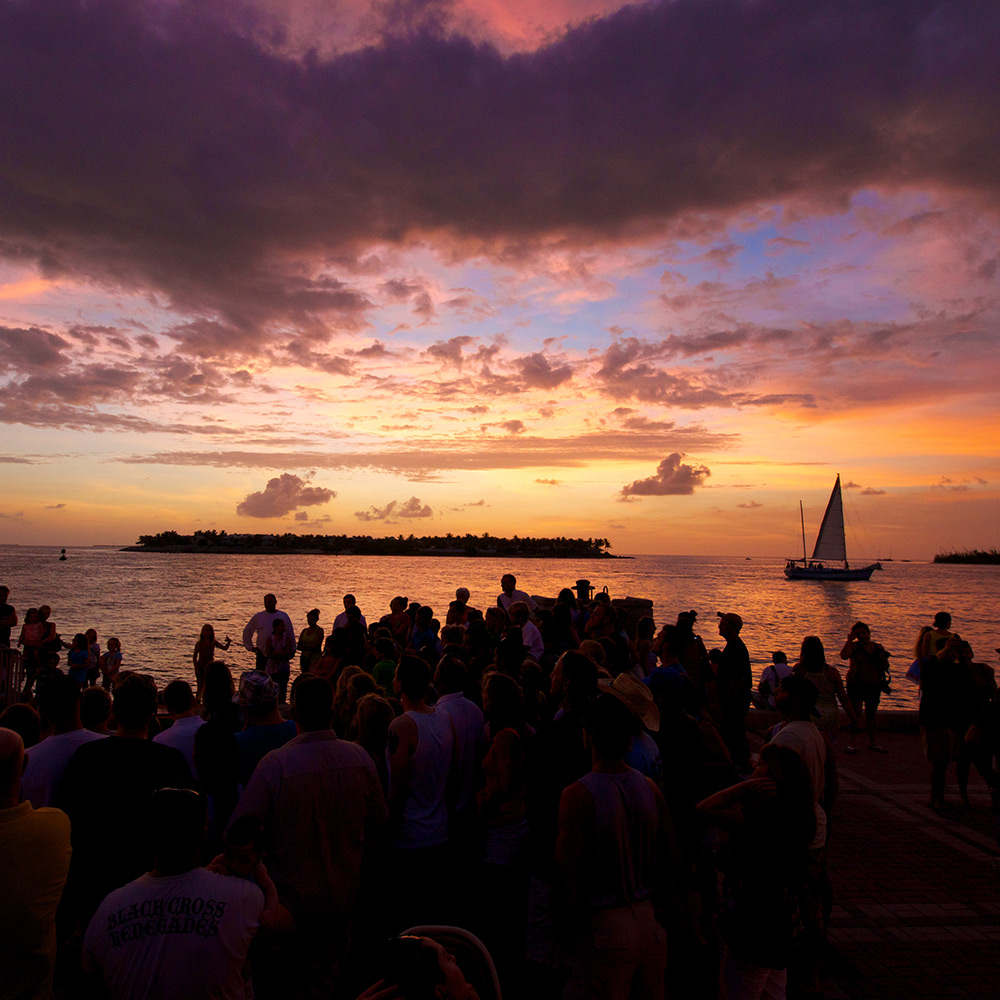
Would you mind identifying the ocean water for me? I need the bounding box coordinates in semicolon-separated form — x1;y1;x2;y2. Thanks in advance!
2;546;998;711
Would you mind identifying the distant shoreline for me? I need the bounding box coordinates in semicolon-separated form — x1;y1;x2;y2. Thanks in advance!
121;545;625;558
933;549;1000;564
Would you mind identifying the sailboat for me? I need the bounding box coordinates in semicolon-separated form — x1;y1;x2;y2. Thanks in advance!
784;475;880;581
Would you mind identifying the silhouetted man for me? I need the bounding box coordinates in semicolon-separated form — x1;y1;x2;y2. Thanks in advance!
83;788;262;1000
243;593;294;671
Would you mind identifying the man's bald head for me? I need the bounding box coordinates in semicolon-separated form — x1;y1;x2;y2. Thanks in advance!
0;728;25;807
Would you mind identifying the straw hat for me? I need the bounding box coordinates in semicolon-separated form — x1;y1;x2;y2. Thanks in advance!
598;673;660;732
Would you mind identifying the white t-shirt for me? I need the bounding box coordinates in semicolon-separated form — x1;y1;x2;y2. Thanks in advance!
768;720;828;850
758;662;792;708
82;868;263;1000
498;589;537;613
435;693;485;812
521;620;545;662
242;610;294;652
333;610;367;630
152;716;205;776
20;729;107;808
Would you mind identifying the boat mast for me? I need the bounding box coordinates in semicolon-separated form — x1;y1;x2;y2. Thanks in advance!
799;501;807;562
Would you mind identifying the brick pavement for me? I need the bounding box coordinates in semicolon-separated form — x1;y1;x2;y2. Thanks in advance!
814;726;1000;1000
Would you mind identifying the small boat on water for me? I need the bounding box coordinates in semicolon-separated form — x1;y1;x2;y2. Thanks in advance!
784;475;880;581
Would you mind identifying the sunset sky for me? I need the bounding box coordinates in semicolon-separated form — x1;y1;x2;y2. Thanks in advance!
1;0;998;558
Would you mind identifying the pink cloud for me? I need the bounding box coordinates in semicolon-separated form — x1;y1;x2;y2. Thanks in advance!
236;473;337;518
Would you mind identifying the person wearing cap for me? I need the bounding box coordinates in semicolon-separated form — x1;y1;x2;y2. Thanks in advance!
713;611;753;774
82;788;264;1000
233;671;297;787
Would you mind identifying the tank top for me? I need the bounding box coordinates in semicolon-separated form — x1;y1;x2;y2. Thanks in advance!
391;709;454;849
577;769;659;909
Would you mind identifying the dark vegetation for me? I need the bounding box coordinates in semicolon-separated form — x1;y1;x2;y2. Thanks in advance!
131;530;615;558
933;548;1000;564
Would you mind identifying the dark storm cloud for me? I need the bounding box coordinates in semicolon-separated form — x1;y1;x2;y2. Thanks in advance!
1;0;998;344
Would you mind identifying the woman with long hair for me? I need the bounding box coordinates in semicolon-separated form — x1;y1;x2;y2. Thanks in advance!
201;661;241;732
296;609;324;675
840;622;891;754
793;636;857;737
350;693;395;796
333;669;377;736
192;624;231;703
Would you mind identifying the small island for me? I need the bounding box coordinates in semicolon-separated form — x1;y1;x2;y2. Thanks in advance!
933;548;1000;564
125;530;617;558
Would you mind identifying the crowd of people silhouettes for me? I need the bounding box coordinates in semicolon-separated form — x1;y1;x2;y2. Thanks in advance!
1;577;998;1000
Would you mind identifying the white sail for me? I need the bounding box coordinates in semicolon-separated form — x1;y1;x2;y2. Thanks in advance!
811;475;847;562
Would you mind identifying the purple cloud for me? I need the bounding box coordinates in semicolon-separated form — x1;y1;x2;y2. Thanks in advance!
425;336;476;367
236;473;336;518
619;453;711;498
0;0;996;348
514;352;573;389
0;327;71;368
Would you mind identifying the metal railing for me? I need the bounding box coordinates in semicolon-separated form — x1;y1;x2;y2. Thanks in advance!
0;648;24;709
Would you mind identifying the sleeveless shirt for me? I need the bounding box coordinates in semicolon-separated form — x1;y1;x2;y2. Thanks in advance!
390;709;454;849
577;769;659;909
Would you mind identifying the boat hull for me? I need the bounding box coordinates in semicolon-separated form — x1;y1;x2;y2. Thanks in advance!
784;563;877;581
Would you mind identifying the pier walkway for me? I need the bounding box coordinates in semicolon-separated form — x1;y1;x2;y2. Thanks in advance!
808;727;999;1000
